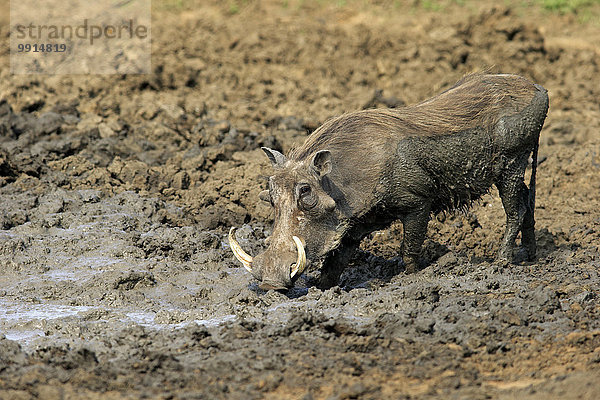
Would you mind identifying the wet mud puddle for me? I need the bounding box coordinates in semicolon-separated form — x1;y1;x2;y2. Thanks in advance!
0;297;237;349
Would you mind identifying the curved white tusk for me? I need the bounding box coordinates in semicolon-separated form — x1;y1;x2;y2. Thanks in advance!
290;236;306;279
228;227;253;273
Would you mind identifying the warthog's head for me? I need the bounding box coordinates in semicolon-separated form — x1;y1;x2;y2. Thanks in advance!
229;147;343;290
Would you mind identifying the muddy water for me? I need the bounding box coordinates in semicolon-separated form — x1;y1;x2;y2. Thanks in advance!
1;0;600;398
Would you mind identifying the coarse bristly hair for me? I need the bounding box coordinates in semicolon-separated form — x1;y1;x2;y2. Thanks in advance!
290;73;537;161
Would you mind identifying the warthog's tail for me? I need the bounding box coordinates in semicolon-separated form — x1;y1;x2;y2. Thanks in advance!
529;141;538;210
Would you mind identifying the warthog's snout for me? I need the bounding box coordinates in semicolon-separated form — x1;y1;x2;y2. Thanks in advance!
229;228;306;290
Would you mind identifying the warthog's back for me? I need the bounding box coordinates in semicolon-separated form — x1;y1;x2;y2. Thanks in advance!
290;73;544;163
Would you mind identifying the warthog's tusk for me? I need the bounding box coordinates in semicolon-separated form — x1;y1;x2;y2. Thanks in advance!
290;236;306;279
228;227;253;273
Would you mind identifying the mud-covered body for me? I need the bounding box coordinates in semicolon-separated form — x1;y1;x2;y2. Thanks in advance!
229;73;549;290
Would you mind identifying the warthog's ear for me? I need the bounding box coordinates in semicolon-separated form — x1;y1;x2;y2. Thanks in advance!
261;147;287;168
311;150;332;177
259;190;271;203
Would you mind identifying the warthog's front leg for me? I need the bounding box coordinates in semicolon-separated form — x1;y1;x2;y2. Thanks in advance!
401;203;431;274
318;238;358;289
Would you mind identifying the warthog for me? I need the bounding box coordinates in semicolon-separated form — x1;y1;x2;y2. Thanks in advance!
229;73;549;290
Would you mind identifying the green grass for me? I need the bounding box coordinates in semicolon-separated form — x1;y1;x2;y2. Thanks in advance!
156;0;188;11
419;0;444;11
228;0;240;14
155;0;599;23
536;0;600;14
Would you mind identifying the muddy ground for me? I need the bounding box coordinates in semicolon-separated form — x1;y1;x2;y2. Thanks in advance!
1;0;599;398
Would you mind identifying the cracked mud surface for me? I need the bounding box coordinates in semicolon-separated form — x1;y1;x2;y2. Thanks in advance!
0;1;599;398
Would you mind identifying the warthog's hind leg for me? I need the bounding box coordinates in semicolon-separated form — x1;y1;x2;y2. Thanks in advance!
496;154;532;262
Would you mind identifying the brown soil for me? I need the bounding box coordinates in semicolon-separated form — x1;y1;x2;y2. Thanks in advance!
1;0;599;399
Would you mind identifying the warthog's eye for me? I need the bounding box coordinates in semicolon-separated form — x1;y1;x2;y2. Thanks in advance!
297;183;317;210
299;184;311;196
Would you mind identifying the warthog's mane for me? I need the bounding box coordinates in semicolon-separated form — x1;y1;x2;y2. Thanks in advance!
290;73;537;161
